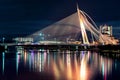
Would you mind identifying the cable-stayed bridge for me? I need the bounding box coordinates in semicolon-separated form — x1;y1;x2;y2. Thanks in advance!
28;5;118;45
1;5;118;50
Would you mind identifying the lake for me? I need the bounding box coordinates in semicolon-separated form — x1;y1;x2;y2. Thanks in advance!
0;48;120;80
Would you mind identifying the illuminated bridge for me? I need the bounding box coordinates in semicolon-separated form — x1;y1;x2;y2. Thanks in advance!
0;5;119;52
28;5;118;46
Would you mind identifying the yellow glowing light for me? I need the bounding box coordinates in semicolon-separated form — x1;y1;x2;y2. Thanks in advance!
52;61;60;79
24;51;27;65
74;54;80;80
67;54;72;79
59;58;64;72
80;64;86;78
80;57;87;80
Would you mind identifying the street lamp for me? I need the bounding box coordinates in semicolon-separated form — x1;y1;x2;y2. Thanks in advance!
2;37;5;44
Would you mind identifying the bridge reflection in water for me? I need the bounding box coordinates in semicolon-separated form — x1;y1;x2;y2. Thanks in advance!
1;49;112;80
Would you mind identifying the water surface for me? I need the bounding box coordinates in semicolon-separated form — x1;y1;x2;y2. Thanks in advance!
0;49;120;80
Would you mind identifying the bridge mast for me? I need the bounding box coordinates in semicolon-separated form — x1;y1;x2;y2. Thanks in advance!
77;4;89;45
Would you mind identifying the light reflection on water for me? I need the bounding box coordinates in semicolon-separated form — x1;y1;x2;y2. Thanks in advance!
0;49;116;80
2;52;5;75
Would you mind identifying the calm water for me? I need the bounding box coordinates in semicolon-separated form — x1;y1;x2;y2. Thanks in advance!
0;48;120;80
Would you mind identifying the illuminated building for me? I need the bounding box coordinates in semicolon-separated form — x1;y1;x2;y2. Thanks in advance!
100;25;112;36
13;37;33;43
99;25;119;45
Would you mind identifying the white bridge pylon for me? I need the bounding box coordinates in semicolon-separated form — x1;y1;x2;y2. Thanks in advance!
77;5;89;45
76;4;105;45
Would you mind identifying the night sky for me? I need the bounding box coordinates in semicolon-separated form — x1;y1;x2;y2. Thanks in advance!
0;0;120;38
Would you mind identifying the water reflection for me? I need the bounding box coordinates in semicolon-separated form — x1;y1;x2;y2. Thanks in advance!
1;49;114;80
16;52;20;75
2;52;5;75
99;55;113;80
